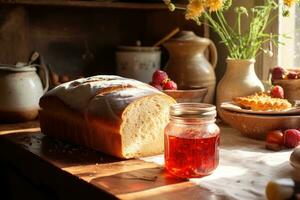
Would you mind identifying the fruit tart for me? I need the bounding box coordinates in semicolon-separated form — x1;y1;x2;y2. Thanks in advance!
233;93;292;111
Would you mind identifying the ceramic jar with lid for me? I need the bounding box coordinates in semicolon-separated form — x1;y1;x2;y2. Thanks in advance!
163;31;218;103
116;45;161;83
0;64;49;122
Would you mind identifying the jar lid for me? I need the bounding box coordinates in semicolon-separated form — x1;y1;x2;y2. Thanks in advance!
170;103;216;119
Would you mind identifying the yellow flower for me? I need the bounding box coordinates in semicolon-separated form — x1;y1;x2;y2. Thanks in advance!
284;0;296;7
168;3;176;11
207;0;223;11
185;0;223;20
185;0;205;20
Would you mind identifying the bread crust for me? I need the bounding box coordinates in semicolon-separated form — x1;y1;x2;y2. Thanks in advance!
40;96;123;158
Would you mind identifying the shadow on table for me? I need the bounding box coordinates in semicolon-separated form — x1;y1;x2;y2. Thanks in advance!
90;166;225;200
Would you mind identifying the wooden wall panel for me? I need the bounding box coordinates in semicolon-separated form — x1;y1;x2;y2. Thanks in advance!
0;5;207;77
0;6;30;64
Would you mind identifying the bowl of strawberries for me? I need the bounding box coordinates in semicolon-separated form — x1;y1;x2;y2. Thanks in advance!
271;66;300;103
149;70;208;103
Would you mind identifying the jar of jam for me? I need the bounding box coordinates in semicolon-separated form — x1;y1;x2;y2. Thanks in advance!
164;103;220;179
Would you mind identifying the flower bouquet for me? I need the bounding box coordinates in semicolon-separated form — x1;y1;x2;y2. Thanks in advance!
164;0;299;59
163;0;300;111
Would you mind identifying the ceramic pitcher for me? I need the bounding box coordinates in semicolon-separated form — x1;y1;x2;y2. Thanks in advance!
0;64;49;122
163;31;218;103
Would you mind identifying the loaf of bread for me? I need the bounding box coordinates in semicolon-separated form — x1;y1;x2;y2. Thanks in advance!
39;75;176;158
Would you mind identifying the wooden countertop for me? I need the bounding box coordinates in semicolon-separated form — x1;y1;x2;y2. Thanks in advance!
0;121;225;200
0;120;40;135
0;121;294;200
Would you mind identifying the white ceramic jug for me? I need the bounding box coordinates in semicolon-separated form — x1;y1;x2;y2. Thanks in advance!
0;64;49;122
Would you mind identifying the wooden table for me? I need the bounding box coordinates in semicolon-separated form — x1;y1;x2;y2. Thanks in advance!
0;121;226;200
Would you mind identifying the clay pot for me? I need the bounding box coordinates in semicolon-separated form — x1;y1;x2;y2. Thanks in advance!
116;46;161;83
273;79;300;103
163;31;217;103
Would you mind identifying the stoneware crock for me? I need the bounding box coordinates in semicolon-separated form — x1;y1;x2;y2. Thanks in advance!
116;45;161;83
163;31;218;104
0;63;49;122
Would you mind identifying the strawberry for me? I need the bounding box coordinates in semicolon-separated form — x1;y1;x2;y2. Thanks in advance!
152;70;168;85
265;130;285;151
287;71;298;79
163;80;177;90
266;130;284;145
149;82;163;91
266;142;285;151
270;85;284;99
272;66;286;81
284;129;300;148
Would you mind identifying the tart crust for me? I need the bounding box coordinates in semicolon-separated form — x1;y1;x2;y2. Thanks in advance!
233;93;292;111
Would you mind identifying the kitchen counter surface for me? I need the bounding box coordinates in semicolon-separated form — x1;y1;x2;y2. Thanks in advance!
0;121;296;200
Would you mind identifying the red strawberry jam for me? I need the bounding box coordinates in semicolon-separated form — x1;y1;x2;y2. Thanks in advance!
164;103;220;179
165;133;220;178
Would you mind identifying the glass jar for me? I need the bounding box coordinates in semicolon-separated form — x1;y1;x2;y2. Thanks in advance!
164;103;220;179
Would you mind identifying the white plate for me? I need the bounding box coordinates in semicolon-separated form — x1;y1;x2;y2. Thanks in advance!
220;101;300;115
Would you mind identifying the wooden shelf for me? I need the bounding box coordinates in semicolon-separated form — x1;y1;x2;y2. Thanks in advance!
0;0;185;10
